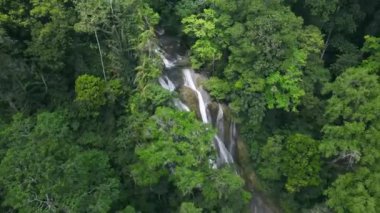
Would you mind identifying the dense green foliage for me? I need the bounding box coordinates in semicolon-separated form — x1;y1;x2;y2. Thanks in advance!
0;0;379;212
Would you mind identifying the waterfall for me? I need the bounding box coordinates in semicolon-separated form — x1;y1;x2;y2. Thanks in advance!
157;43;235;166
182;69;234;164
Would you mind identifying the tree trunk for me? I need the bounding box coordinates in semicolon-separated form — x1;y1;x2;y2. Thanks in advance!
320;26;333;60
95;30;107;81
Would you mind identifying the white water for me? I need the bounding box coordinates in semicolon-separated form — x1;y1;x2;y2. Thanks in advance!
162;57;175;69
159;76;175;92
216;104;224;139
215;136;234;164
183;69;210;123
215;105;234;164
174;99;190;112
229;122;237;156
158;74;190;112
155;47;176;69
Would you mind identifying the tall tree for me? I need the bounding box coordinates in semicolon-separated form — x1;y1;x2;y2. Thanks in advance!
259;134;321;193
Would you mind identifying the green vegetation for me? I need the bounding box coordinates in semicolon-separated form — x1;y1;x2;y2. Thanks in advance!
0;0;379;212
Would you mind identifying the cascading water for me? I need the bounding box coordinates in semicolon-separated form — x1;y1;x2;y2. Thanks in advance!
216;104;224;138
158;57;191;112
159;75;190;112
158;76;175;92
173;99;190;112
161;57;175;69
215;104;234;164
214;136;233;163
182;69;211;124
157;43;235;166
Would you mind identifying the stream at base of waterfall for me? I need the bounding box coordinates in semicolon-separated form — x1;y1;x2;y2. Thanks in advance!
157;35;278;213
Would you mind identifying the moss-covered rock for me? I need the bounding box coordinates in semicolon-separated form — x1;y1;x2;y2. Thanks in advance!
179;86;199;116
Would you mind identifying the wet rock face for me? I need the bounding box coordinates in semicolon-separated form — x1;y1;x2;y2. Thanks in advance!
208;102;219;125
179;86;199;115
158;35;187;57
174;57;190;67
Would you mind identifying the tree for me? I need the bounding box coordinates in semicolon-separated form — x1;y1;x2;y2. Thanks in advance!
287;0;379;76
131;107;249;211
75;74;106;115
0;0;81;115
131;107;215;192
0;0;77;71
0;113;34;160
0;140;120;212
200;167;251;211
283;134;321;192
223;4;322;112
325;168;380;213
74;74;123;114
33;110;71;142
182;8;226;69
189;39;222;69
180;202;202;213
74;0;160;82
74;0;109;80
175;0;208;19
259;134;321;193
